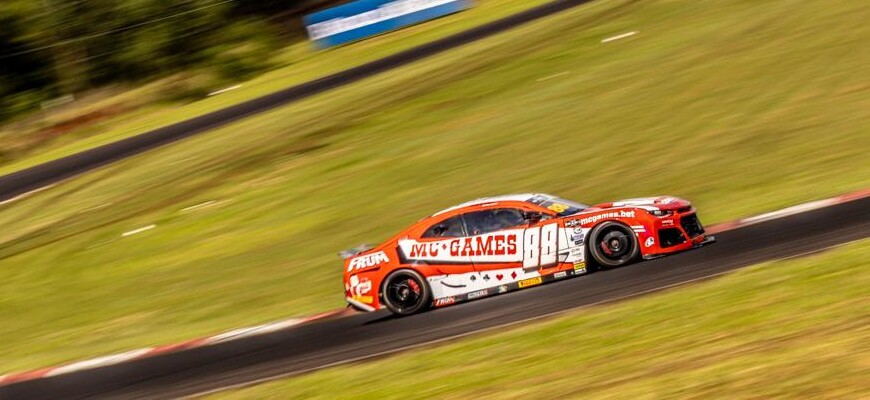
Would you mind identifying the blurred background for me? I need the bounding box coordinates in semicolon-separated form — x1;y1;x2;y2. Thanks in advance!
0;0;867;397
0;0;344;157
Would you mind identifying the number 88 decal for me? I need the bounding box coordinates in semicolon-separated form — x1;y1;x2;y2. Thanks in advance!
523;223;558;269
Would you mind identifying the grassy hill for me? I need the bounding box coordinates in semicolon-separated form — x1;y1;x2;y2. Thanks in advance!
0;0;867;373
211;241;870;399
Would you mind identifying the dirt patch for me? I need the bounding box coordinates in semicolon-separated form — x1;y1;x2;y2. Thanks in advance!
38;105;134;140
0;103;136;165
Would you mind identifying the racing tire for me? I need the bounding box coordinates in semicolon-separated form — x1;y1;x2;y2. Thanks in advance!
382;269;431;316
588;221;640;268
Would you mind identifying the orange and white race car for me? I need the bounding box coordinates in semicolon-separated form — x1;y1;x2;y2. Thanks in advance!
342;193;714;315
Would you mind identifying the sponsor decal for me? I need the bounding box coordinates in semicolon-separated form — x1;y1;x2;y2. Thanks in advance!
570;229;585;245
434;296;456;307
346;275;373;298
577;210;636;225
554;271;567;279
497;285;509;293
348;251;389;271
659;197;676;204
408;242;443;258
401;232;520;262
450;235;517;257
518;277;543;288
645;237;655;248
466;289;489;300
565;218;582;227
352;295;373;303
662;220;675;226
573;262;587;274
527;195;583;216
305;0;472;48
402;222;561;269
546;203;571;213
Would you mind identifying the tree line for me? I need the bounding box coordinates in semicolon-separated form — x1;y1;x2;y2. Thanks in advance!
0;0;337;122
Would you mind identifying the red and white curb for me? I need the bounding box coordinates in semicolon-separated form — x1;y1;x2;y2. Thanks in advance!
0;188;867;387
705;189;869;234
0;309;354;386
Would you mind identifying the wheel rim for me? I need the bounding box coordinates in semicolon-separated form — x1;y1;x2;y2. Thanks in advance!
598;230;631;260
387;276;422;310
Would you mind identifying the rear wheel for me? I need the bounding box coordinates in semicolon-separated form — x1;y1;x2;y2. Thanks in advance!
382;269;431;316
588;221;640;268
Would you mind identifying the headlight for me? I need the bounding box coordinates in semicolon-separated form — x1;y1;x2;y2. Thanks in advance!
648;209;673;217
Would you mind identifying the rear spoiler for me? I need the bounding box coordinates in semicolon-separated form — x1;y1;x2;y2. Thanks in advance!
338;244;373;260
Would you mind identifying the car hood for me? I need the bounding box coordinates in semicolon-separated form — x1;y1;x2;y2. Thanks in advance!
589;196;691;211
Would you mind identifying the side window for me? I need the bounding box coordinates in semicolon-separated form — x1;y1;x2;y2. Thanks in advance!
422;215;466;238
463;208;527;236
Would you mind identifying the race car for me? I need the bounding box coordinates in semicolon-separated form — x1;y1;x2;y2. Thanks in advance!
342;193;714;315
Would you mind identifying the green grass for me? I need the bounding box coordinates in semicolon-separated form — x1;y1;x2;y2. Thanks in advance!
0;0;868;373
0;0;551;175
207;240;870;399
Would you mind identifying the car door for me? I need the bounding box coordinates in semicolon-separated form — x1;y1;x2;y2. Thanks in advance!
396;213;478;300
463;207;563;277
460;208;528;271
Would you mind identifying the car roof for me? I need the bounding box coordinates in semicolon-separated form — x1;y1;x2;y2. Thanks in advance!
432;193;553;216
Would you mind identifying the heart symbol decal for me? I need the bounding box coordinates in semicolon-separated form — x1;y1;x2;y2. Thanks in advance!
496;274;503;281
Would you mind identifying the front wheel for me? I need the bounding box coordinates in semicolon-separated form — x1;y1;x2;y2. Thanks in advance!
588;221;640;268
381;269;431;316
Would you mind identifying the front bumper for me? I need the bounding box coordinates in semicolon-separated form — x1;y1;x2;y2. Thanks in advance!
642;211;715;259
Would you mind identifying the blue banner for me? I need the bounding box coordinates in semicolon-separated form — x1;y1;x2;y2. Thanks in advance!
304;0;472;48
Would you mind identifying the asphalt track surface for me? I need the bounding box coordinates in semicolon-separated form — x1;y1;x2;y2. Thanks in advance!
0;0;604;202
1;197;866;399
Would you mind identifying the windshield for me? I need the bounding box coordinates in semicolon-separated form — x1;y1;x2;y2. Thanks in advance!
526;194;589;216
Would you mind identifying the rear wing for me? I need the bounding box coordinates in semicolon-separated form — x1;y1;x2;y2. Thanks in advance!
338;244;373;260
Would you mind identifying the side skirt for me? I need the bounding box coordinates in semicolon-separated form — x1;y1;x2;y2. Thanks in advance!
432;265;589;308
